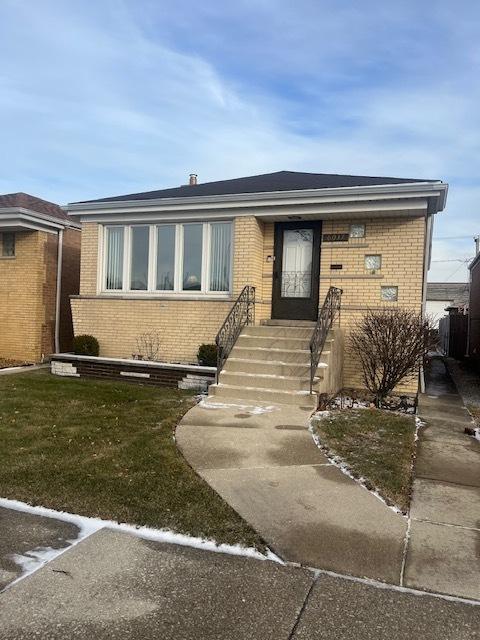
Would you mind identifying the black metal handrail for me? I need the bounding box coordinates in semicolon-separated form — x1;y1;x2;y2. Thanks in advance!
309;286;343;394
215;285;255;382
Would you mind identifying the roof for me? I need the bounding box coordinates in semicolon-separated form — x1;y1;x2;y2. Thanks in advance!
427;282;469;304
0;192;68;222
74;170;440;204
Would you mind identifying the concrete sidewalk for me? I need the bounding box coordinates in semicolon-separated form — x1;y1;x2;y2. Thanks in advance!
403;357;480;600
177;399;407;583
0;505;80;590
1;527;479;639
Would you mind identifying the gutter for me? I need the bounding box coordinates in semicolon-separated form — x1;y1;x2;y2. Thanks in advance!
65;181;448;216
54;229;64;353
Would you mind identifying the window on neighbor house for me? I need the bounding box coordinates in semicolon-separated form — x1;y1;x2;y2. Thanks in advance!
103;222;232;294
1;232;15;257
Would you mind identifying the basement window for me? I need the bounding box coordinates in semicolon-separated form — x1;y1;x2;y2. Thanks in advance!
1;232;15;257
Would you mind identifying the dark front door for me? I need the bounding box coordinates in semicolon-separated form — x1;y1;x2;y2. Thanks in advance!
271;221;322;321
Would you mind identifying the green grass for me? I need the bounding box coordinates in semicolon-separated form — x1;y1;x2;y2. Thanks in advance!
311;409;416;512
0;370;263;548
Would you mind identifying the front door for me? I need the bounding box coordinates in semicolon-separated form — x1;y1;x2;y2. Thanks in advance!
271;221;322;321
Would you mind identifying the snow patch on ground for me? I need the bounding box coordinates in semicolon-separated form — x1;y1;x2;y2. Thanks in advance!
0;497;282;590
414;416;426;441
308;415;405;516
198;399;277;414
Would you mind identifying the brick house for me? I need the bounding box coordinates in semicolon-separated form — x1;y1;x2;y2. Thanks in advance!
66;171;447;402
0;193;81;362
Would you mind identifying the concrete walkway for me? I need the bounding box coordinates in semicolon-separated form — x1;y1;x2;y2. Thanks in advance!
403;357;480;600
177;399;408;584
1;526;479;639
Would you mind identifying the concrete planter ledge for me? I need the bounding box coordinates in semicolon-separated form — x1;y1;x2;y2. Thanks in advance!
51;354;215;388
51;353;215;374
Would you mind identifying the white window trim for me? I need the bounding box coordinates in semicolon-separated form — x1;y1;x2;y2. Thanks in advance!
100;221;233;298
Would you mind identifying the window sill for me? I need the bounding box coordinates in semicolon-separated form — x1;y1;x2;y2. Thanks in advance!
0;255;16;260
72;293;235;302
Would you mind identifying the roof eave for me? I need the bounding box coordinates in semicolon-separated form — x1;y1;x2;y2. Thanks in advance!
66;181;448;217
0;207;81;232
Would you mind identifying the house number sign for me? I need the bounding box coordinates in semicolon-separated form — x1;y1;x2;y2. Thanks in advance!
322;233;349;242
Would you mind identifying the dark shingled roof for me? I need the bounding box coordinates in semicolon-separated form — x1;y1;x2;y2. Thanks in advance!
0;192;68;221
75;170;439;204
427;282;469;304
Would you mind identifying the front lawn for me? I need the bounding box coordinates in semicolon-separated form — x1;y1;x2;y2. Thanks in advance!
0;371;262;548
310;409;416;512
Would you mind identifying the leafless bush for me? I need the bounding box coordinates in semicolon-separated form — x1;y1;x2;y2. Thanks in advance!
135;331;161;361
349;309;435;407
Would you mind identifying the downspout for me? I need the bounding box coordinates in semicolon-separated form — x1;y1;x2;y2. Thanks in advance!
420;212;433;393
54;228;64;353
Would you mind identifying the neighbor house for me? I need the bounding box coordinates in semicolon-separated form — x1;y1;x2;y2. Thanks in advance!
468;248;480;362
0;193;81;362
65;171;447;402
426;282;469;327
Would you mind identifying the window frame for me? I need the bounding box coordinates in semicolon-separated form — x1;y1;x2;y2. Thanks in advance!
101;221;233;297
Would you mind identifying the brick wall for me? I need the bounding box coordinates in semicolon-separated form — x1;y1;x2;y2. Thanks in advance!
0;228;80;362
72;214;426;391
0;231;45;361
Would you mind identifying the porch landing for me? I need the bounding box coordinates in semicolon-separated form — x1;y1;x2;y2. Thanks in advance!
176;399;407;584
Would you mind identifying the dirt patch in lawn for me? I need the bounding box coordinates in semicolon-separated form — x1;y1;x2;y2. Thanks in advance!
0;370;263;549
310;409;416;513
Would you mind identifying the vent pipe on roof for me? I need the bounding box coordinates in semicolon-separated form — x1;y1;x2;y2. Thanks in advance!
189;173;198;186
475;236;480;256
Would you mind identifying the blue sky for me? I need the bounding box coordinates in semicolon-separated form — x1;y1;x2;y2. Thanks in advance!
1;0;479;281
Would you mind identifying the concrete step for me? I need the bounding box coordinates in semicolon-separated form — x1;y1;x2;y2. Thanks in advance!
186;374;215;382
261;319;317;327
219;370;319;391
209;383;318;408
230;346;310;364
178;380;209;391
243;325;314;339
223;358;324;378
236;335;311;350
230;345;332;364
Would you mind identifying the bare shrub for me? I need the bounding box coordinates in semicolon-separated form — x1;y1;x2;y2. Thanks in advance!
349;309;435;407
135;331;161;361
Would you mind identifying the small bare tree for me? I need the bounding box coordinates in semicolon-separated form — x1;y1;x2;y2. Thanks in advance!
135;331;161;361
349;309;435;407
